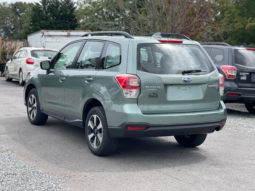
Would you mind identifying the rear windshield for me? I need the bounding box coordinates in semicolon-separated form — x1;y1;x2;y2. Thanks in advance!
137;44;214;74
31;50;57;59
235;49;255;67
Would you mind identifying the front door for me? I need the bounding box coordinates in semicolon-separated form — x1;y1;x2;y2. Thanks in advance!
40;41;84;119
64;41;105;121
9;51;20;77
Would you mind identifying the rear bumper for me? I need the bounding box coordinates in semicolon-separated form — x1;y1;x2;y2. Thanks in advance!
108;120;226;138
223;81;255;103
223;93;255;103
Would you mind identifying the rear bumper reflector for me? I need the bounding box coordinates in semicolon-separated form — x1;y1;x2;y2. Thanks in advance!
228;94;240;97
127;127;147;130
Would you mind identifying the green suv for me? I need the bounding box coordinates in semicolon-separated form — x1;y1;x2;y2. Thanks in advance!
24;31;227;156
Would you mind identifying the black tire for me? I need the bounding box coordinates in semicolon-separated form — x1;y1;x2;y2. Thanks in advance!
245;103;255;114
27;88;48;125
19;70;25;86
5;68;12;81
174;134;207;147
85;106;118;156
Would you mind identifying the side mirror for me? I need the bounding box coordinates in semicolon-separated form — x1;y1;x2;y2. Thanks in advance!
40;60;50;71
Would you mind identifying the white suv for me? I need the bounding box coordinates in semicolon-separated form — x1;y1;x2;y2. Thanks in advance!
5;47;58;85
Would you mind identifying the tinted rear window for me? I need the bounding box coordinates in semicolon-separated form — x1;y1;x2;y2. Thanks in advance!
137;44;214;74
235;49;255;67
31;50;57;59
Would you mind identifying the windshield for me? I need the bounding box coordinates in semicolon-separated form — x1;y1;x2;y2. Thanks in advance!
235;49;255;67
137;44;214;74
31;50;57;59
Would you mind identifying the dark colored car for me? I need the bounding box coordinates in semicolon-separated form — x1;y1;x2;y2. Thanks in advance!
201;42;255;113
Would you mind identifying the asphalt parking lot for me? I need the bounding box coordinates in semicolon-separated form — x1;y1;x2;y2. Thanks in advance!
1;77;255;191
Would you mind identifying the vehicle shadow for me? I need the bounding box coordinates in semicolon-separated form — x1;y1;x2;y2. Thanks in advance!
1;116;207;173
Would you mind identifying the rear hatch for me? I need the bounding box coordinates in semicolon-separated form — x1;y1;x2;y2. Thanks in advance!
233;49;255;88
136;42;220;114
31;50;58;68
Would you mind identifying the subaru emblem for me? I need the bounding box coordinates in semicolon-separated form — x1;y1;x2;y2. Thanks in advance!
183;77;192;83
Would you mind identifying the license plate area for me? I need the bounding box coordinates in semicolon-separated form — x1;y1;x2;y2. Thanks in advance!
167;85;202;101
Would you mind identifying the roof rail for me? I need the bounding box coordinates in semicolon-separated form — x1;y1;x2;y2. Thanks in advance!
141;33;191;40
82;31;133;39
200;42;231;47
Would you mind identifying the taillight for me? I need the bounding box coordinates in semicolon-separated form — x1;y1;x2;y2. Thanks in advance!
219;74;224;96
115;74;140;98
26;58;34;65
220;66;237;79
158;40;183;43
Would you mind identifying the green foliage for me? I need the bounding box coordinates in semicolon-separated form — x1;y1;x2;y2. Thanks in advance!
214;0;255;45
0;37;20;73
0;2;33;40
24;0;78;37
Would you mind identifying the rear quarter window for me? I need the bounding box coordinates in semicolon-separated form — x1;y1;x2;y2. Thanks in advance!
210;48;224;63
137;43;214;75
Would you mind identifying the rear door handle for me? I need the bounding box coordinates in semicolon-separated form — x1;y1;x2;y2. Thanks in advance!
85;77;93;81
59;77;65;82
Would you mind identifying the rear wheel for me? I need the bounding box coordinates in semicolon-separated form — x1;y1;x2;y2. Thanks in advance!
19;70;25;86
174;134;207;147
5;68;12;81
85;106;118;156
27;88;48;125
245;103;255;114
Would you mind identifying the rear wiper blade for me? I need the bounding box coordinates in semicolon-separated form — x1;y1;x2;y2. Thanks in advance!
182;70;207;75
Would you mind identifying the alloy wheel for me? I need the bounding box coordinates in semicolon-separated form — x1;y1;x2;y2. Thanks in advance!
87;115;103;149
28;94;37;120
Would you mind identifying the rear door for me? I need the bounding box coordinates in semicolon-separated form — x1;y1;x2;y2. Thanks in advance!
136;43;220;114
233;49;255;88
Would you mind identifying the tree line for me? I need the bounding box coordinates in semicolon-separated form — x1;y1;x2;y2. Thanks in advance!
0;0;254;45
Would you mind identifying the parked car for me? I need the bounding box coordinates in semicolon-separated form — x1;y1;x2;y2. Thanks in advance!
24;32;227;156
201;42;255;113
5;47;58;85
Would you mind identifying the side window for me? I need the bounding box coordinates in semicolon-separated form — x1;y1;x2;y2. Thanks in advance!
76;41;104;69
210;48;224;63
13;52;20;60
204;47;211;54
19;51;27;58
52;41;83;69
102;42;121;69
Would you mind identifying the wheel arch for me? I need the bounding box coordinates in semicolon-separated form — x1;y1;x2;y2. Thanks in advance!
25;83;37;104
83;98;105;128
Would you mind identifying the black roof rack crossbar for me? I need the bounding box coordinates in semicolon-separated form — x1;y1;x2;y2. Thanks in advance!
141;33;191;40
200;42;231;47
82;31;133;39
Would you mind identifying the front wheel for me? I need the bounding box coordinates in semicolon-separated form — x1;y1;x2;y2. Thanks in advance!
5;68;12;81
174;134;207;147
27;88;48;125
245;103;255;114
85;106;118;156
